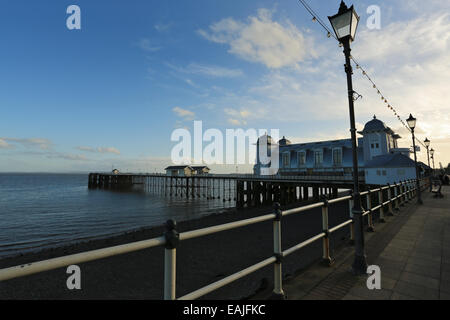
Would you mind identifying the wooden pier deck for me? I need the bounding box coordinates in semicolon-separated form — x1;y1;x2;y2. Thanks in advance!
88;172;366;208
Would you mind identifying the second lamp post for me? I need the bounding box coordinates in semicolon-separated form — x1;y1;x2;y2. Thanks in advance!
406;114;423;205
430;148;435;172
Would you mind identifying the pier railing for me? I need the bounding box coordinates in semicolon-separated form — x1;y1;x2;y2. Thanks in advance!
91;172;364;181
0;179;429;299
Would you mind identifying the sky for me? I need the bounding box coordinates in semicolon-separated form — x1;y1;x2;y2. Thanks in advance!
0;0;449;173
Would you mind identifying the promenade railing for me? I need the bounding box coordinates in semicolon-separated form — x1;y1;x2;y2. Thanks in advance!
0;178;429;299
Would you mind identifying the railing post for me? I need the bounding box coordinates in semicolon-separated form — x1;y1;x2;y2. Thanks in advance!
400;181;406;207
378;189;386;223
164;219;179;300
406;180;410;201
404;180;410;202
408;180;412;200
387;183;394;216
405;180;409;200
415;178;418;195
393;182;400;211
366;191;375;232
272;203;285;299
321;196;334;266
349;195;355;245
407;180;411;201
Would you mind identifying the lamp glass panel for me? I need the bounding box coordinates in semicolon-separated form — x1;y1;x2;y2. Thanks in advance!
407;118;416;129
351;11;359;39
331;11;352;39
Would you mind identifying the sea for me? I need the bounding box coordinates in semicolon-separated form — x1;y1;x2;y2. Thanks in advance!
0;173;235;258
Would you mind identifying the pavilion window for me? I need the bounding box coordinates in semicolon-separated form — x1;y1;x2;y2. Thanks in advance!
298;152;306;167
282;153;290;168
333;148;343;166
314;150;323;166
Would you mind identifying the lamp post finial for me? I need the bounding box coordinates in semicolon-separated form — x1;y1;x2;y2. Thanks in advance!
339;1;349;13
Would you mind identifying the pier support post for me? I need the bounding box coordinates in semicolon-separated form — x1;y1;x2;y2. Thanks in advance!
332;188;338;199
303;186;309;201
313;187;319;200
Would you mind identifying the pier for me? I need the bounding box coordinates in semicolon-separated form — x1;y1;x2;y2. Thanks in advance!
88;172;366;208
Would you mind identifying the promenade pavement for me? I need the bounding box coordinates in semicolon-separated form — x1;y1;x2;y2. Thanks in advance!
276;185;450;300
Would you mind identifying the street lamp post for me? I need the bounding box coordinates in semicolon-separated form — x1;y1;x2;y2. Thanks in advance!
430;148;435;172
407;114;423;205
424;138;431;168
328;1;367;275
424;138;431;191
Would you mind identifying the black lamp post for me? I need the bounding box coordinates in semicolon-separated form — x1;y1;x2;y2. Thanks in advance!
328;1;367;275
407;114;423;205
430;148;435;172
424;138;431;168
424;138;431;191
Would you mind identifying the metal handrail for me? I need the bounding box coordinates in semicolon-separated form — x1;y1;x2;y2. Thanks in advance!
0;178;430;300
179;214;276;241
0;236;165;282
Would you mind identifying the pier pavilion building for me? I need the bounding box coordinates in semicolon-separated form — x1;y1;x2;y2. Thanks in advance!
254;116;424;185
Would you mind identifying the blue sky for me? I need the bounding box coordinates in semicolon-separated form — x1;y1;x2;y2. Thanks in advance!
1;0;449;172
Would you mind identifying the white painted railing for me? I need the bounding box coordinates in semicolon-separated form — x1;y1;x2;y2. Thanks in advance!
0;179;429;300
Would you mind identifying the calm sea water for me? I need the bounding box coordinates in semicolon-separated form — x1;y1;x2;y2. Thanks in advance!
0;173;234;258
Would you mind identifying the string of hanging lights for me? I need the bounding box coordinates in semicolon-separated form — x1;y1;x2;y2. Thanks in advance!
297;0;428;150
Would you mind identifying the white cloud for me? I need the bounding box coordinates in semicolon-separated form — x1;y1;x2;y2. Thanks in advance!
0;139;12;149
348;12;450;164
224;108;251;126
168;62;243;78
397;0;450;15
97;147;121;155
76;146;95;152
173;106;195;120
76;146;121;155
48;153;89;161
136;38;162;52
354;13;450;64
192;9;450;165
154;23;172;32
198;8;316;69
224;108;251;119
1;137;53;150
227;118;243;126
185;79;196;87
210;69;349;123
